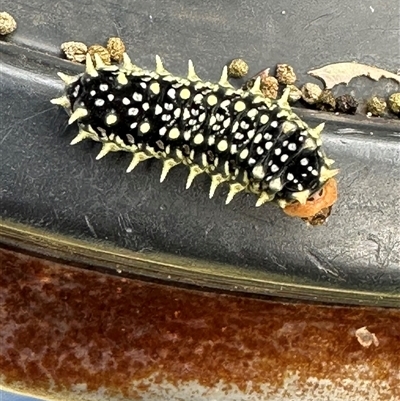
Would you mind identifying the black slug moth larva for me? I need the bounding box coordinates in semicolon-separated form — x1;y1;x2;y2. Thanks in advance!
51;53;339;222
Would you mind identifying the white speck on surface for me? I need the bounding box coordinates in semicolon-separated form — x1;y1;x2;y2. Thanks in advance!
369;6;374;12
84;216;97;238
355;326;379;348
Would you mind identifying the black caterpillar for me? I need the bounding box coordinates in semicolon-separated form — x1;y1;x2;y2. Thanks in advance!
51;53;338;213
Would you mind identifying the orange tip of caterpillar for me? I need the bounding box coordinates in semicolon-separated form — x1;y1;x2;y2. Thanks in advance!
283;178;338;219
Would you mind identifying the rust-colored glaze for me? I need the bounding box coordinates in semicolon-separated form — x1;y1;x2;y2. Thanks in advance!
1;247;400;400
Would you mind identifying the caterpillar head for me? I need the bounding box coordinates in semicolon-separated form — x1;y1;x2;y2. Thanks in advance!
283;178;338;224
250;115;339;219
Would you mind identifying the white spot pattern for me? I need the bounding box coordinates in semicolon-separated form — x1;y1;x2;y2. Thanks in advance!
69;67;327;204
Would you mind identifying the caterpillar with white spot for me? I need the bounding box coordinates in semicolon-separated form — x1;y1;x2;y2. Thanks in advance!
51;53;339;222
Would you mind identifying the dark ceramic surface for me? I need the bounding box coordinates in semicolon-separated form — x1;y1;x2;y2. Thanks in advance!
1;0;399;299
